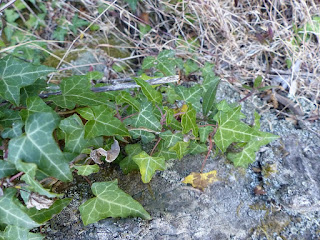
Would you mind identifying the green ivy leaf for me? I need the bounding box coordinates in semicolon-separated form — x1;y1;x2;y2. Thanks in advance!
79;180;151;225
69;14;88;34
59;114;103;153
1;120;23;138
0;56;54;105
0;188;40;229
153;141;177;160
202;75;220;116
120;144;142;174
213;105;259;152
159;130;183;148
8;112;73;182
199;126;213;143
135;78;162;105
183;59;199;75
125;102;161;131
20;79;47;106
181;103;198;137
227;112;279;167
128;129;155;144
20;96;57;122
175;85;203;111
116;91;141;111
0;225;43;240
25;198;72;224
187;141;208;155
141;56;156;70
77;105;129;138
132;151;165;183
49;74;114;109
123;0;139;11
0;160;17;178
169;141;189;160
141;50;177;76
16;160;62;198
201;62;216;88
166;86;181;104
227;132;279;167
74;164;100;176
0;108;21;128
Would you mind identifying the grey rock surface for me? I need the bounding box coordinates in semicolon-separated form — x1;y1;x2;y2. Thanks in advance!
45;81;320;239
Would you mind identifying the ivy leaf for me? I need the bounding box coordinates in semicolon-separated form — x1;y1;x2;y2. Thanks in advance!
199;126;213;143
128;129;155;144
227;132;279;167
135;78;162;105
159;130;183;148
181;103;198;137
20;96;57;122
79;180;151;225
0;160;17;178
0;225;43;240
187;141;208;155
49;74;114;109
69;14;88;34
123;0;139;11
59;114;103;153
74;164;100;176
153;140;177;161
183;59;199;75
0;56;54;105
120;144;142;174
126;102;161;131
20;79;47;106
0;108;21;128
132;151;165;183
25;198;72;224
141;56;156;70
8;112;73;182
77;105;129;138
169;141;189;160
166;87;181;104
213;105;260;152
1;120;23;138
202;73;220;116
201;62;217;88
0;188;40;229
116;91;141;111
227;112;279;167
16;160;62;198
182;170;218;191
175;85;203;111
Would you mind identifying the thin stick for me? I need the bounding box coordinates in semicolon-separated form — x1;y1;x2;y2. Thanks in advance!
150;138;162;156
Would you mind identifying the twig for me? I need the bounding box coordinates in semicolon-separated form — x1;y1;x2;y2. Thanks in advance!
150;138;162;156
39;75;179;98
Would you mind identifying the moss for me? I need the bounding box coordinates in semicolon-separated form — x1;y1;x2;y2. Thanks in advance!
43;50;84;68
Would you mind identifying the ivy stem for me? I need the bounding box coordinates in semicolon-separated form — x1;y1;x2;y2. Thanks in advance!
201;135;213;173
174;112;186;118
150;138;162;156
121;112;138;121
9;172;24;182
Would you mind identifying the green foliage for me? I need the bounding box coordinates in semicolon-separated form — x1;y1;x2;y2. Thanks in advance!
79;180;151;225
0;51;277;238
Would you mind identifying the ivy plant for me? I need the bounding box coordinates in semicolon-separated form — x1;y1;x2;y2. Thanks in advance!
0;50;278;239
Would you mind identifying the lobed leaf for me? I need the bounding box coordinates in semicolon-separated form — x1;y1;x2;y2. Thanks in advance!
181;103;198;137
79;180;151;225
135;78;162;105
169;141;189;160
132;151;165;183
59;114;103;153
77;105;129;138
74;164;100;176
0;56;54;105
8;112;72;182
119;144;142;174
0;188;40;229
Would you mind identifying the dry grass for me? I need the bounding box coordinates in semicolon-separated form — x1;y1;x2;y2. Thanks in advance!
1;0;320;115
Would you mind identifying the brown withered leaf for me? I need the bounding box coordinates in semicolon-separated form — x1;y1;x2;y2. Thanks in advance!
182;170;218;191
89;139;120;164
26;192;54;210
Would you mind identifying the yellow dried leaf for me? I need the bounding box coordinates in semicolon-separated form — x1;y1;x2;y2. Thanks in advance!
182;170;218;191
174;104;188;114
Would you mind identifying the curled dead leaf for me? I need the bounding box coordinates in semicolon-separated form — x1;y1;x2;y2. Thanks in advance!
182;170;218;191
89;139;120;164
26;192;54;210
